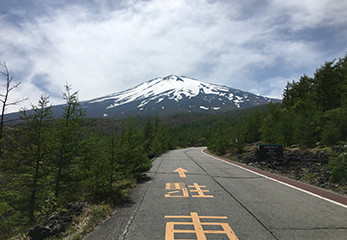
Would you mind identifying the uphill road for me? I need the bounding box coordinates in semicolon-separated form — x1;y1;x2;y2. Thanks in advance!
84;147;347;240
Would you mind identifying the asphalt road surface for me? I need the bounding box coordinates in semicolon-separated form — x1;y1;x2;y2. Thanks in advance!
84;147;347;240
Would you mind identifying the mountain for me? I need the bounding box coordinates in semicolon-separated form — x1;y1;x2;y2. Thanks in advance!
80;75;280;118
4;75;280;121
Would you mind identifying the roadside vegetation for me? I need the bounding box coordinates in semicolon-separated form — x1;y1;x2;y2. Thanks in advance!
209;54;347;153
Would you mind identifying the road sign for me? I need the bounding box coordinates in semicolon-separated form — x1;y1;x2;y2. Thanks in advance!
258;144;284;158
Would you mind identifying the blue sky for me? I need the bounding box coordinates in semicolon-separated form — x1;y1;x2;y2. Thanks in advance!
1;0;347;113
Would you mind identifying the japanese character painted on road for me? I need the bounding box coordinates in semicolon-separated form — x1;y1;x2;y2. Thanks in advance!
165;183;213;198
164;212;239;240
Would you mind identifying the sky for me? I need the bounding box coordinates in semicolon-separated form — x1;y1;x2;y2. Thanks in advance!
1;0;347;113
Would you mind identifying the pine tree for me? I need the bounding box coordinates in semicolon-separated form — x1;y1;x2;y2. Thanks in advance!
18;95;53;222
53;84;85;199
282;75;314;111
242;109;263;143
209;117;229;155
313;61;341;111
143;118;154;158
337;55;347;107
118;119;150;178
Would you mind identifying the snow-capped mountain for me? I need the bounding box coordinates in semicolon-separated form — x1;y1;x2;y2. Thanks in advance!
80;75;280;118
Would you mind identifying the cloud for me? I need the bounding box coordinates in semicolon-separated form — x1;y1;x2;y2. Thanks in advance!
269;0;347;29
31;73;61;98
0;0;346;113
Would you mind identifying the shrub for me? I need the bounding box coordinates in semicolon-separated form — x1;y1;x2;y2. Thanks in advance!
328;151;347;184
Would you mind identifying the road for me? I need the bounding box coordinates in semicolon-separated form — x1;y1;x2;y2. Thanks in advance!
84;147;347;240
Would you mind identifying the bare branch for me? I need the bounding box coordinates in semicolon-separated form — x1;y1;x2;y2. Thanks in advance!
0;62;28;143
8;82;21;92
7;97;28;106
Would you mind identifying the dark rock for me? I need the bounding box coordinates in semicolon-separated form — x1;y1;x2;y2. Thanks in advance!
136;174;152;183
28;202;86;240
67;202;86;215
28;226;52;240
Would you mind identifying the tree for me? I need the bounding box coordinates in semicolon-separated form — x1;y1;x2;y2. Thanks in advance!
242;109;263;143
0;62;27;153
282;75;314;111
313;60;341;111
328;149;347;184
151;123;170;157
79;134;111;201
118;119;150;178
143;118;154;158
18;95;53;222
260;104;295;145
53;84;85;199
261;104;281;143
321;108;345;145
335;55;347;108
209;117;229;155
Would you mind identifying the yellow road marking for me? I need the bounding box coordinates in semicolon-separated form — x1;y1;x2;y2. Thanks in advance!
165;183;214;198
174;168;187;178
188;183;214;198
165;183;189;197
165;212;239;240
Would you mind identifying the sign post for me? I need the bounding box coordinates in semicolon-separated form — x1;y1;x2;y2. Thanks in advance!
257;144;284;160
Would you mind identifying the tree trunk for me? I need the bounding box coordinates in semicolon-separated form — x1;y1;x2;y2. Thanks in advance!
29;158;40;223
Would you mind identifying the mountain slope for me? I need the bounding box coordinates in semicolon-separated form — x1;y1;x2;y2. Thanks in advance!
81;75;280;118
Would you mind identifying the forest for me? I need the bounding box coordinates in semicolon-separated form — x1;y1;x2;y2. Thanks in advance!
1;54;346;239
208;54;347;152
0;85;170;238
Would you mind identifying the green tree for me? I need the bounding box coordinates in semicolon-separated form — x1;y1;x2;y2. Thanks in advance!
336;55;347;107
260;104;295;146
209;117;229;155
18;95;53;222
321;108;345;145
282;75;314;111
107;130;118;197
151;123;170;157
79;134;110;201
53;84;85;199
328;150;347;184
143;118;154;158
118;119;150;178
242;109;263;143
292;103;322;147
313;60;342;111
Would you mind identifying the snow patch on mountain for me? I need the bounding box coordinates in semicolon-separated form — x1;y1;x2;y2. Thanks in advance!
83;74;280;119
90;75;244;110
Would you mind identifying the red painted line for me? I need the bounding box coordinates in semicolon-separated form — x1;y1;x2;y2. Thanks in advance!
202;148;347;207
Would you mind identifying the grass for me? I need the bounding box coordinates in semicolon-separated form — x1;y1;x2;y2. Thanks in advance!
59;203;114;239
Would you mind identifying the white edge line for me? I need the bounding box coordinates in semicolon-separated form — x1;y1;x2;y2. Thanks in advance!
201;147;347;209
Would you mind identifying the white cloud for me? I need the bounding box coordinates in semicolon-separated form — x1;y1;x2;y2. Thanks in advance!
1;0;346;113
